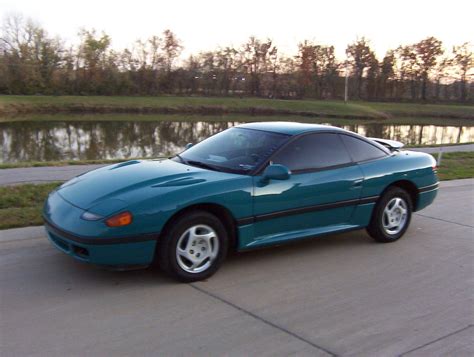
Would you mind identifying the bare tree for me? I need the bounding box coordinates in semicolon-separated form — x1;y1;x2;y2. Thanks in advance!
452;42;473;102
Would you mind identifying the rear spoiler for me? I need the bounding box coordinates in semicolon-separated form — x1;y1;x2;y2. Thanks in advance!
368;138;404;151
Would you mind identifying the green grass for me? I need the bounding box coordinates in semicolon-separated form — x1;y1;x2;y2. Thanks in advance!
1;95;473;120
0;151;472;229
1;113;473;126
363;101;474;118
432;152;474;181
0;182;61;229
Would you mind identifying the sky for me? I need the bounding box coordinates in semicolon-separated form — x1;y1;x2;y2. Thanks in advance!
0;0;472;60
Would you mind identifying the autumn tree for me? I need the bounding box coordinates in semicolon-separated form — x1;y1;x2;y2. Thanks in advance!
452;42;473;102
346;37;376;99
132;36;164;94
162;30;181;73
183;54;201;95
216;47;240;95
160;29;182;92
432;58;450;100
0;14;64;93
366;55;380;100
76;29;113;93
297;41;314;97
297;41;339;99
414;36;444;100
380;50;395;98
396;45;419;99
241;37;277;96
0;14;471;101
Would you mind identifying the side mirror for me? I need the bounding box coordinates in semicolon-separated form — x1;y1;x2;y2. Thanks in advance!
185;143;194;150
261;164;291;182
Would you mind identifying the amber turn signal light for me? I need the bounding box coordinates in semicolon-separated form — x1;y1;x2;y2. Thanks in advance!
105;211;133;227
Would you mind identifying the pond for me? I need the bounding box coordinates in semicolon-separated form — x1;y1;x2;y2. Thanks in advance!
1;118;473;163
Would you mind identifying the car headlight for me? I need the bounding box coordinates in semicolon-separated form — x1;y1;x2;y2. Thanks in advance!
81;211;104;221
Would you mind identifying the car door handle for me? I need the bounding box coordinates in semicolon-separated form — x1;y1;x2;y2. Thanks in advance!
352;179;363;187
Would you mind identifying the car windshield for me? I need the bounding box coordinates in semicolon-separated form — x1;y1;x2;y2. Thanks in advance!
176;127;289;174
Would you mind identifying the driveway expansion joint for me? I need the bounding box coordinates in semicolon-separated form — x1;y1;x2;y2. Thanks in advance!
398;324;473;356
414;213;474;228
190;283;338;356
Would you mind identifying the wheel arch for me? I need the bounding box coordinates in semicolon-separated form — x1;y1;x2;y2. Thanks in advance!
381;180;418;209
159;203;238;253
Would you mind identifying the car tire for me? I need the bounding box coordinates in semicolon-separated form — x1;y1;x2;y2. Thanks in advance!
366;186;413;243
158;211;228;282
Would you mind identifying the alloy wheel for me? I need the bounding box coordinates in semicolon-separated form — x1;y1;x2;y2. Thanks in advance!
382;197;408;235
176;224;219;274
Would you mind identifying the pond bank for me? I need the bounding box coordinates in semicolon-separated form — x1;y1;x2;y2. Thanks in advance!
1;96;473;120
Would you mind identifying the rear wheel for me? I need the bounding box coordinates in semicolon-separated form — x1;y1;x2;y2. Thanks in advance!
158;211;228;282
366;187;412;243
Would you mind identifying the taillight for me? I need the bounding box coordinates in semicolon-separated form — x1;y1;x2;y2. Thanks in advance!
432;164;438;173
105;211;133;227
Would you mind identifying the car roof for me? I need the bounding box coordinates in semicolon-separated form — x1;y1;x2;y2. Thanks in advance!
236;122;346;136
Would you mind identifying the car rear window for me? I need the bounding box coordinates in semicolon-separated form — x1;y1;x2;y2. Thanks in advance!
340;134;387;163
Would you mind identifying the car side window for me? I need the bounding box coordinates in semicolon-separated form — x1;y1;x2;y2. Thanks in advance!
271;133;352;172
340;134;387;162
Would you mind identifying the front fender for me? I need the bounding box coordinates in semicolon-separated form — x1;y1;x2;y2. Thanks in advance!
129;175;254;235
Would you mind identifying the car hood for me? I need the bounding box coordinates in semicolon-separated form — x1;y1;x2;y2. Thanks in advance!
56;159;234;213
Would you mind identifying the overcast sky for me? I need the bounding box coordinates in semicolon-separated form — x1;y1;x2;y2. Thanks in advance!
0;0;472;59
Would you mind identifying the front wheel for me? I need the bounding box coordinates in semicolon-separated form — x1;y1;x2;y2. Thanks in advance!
158;211;228;282
366;187;412;243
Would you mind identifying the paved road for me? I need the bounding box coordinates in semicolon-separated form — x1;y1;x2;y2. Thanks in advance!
409;143;474;154
1;144;473;186
0;164;106;186
1;179;473;356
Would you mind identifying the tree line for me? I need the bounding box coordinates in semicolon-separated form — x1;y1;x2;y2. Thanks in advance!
0;14;472;102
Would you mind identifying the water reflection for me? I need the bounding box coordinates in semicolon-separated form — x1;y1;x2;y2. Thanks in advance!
1;120;473;163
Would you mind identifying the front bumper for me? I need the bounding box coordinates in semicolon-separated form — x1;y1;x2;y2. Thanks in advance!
44;219;158;267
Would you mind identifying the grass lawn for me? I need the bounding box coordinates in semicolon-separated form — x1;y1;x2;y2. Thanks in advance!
433;151;474;181
0;151;472;229
0;182;61;230
1;112;473;126
1;95;473;120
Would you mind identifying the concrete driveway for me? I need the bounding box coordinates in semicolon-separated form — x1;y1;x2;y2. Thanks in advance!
1;179;473;356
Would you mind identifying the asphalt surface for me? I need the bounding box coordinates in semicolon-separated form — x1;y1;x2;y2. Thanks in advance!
409;143;474;154
0;164;107;186
0;179;473;356
1;144;473;186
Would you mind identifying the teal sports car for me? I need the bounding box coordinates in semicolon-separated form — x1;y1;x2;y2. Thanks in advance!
43;122;438;282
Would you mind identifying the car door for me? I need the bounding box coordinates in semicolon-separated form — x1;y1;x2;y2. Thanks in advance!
338;133;393;226
251;132;365;243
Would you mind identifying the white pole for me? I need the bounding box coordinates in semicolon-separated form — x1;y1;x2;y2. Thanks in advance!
437;147;443;166
344;63;349;104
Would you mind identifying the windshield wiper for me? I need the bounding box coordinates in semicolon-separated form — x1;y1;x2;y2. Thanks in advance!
175;154;187;164
187;160;221;172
